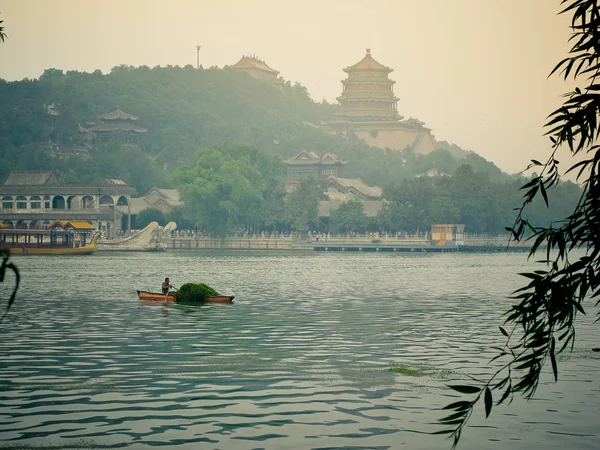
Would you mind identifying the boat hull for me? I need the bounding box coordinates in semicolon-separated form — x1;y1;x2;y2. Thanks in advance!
1;232;99;256
137;290;235;304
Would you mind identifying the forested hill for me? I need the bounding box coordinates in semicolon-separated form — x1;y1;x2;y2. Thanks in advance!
0;64;503;193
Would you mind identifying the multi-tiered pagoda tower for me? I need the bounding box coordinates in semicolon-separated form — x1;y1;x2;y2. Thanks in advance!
325;49;436;154
337;48;400;121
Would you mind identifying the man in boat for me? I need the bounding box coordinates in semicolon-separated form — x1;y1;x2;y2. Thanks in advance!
162;277;175;294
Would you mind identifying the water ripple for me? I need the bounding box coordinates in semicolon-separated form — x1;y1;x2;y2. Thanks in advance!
0;251;598;449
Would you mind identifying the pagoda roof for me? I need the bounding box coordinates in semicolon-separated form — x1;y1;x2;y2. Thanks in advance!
404;117;425;126
344;49;392;73
321;153;347;165
324;176;383;199
99;107;140;121
285;150;322;164
92;122;147;133
230;55;279;75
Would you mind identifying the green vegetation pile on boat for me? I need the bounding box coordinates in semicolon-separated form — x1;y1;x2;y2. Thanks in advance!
137;282;234;304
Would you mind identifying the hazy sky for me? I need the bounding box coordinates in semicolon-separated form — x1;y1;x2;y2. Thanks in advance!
0;0;577;174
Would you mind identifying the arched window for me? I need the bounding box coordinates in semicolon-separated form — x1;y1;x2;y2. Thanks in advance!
16;196;27;209
117;196;128;206
52;195;65;210
67;196;80;210
30;195;42;209
1;196;13;210
82;196;95;209
43;195;51;209
99;195;114;205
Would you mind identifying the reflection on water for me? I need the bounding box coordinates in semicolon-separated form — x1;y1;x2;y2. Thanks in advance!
0;251;598;449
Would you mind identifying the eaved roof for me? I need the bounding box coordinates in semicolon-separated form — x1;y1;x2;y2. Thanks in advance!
103;178;129;186
118;197;153;215
286;150;322;165
416;168;449;178
324;176;383;199
48;220;95;230
230;55;279;75
64;220;96;230
93;122;147;133
153;188;182;206
2;171;61;186
119;188;183;215
321;153;347;166
344;49;392;73
99;107;140;121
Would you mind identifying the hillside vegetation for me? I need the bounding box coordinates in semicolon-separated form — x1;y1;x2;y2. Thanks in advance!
0;65;581;234
0;65;502;192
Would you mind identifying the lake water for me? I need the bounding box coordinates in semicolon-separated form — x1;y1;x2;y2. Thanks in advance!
0;251;598;450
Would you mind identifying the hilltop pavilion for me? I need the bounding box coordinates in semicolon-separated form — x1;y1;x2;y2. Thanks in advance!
229;55;282;85
79;107;148;147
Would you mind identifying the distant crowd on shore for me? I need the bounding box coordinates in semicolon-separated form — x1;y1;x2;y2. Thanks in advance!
167;229;433;241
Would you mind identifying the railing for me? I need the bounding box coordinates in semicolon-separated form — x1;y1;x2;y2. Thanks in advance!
164;232;536;251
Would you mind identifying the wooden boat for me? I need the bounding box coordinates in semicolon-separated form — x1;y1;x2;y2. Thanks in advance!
0;224;100;255
137;290;235;304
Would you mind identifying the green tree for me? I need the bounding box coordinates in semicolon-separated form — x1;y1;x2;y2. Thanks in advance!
165;206;195;230
439;1;600;446
171;141;285;237
284;177;320;232
135;208;166;229
428;196;460;224
329;200;368;234
0;62;510;194
379;178;433;232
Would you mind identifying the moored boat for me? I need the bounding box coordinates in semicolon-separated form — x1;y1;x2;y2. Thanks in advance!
0;220;99;255
137;290;235;304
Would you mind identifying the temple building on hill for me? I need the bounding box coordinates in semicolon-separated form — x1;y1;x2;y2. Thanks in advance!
79;107;148;147
322;49;437;154
285;150;382;201
286;150;347;183
228;54;283;85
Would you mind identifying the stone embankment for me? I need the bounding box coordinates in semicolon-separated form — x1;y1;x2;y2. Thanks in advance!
162;233;534;252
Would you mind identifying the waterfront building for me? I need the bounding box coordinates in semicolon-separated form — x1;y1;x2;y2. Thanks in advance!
431;224;465;246
79;107;148;147
228;55;282;85
323;49;437;154
0;171;136;237
285;150;382;200
120;188;182;228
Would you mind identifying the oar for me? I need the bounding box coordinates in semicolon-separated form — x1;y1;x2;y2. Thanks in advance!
165;286;178;301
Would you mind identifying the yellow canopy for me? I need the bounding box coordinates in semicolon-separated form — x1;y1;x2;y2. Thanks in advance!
65;220;96;230
48;220;95;230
